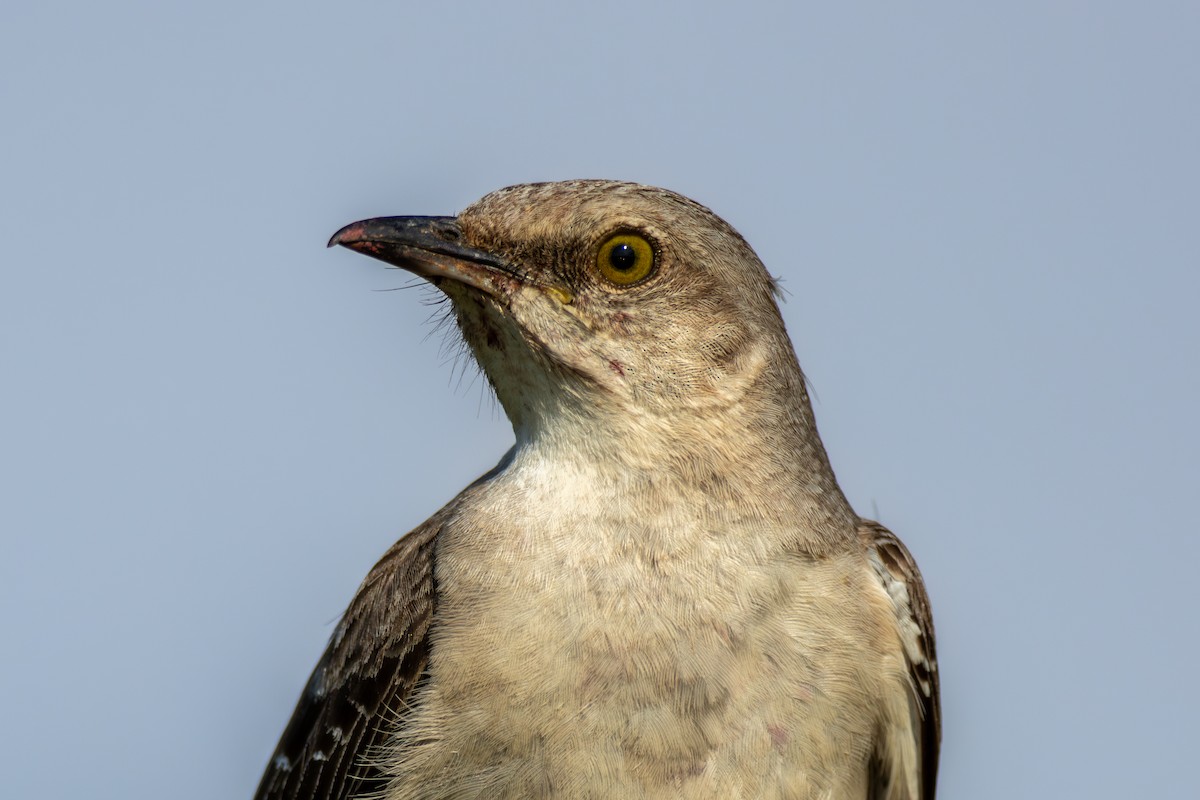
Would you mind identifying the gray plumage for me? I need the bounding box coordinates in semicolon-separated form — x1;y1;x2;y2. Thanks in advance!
254;180;940;799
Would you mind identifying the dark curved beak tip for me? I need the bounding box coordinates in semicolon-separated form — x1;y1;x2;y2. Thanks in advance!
327;223;363;249
323;216;510;297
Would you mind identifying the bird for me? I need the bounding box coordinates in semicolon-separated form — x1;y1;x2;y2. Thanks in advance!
253;180;940;800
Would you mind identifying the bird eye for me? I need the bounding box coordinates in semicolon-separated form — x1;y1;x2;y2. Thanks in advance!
596;233;655;286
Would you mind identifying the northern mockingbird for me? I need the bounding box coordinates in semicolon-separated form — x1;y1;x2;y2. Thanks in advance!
254;180;940;799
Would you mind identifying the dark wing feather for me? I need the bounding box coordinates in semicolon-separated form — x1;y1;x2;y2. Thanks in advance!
861;520;941;800
254;512;444;800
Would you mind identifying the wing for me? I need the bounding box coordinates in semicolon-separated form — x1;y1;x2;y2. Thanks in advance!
860;520;941;800
254;511;444;800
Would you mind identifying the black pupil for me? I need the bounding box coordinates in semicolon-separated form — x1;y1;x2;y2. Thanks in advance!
609;242;638;272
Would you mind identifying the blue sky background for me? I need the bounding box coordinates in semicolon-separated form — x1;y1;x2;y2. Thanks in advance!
3;3;1197;798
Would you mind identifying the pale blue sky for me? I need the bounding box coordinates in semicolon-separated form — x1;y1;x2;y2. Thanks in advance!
2;3;1197;798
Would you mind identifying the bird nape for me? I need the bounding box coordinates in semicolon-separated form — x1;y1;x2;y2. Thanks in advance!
254;180;939;800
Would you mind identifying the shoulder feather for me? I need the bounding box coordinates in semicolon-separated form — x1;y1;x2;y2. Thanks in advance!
253;511;444;800
861;519;941;800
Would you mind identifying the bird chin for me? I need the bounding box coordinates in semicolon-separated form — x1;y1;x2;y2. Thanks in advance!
451;292;509;358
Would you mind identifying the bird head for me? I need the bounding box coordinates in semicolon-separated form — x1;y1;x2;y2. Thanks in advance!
330;180;810;457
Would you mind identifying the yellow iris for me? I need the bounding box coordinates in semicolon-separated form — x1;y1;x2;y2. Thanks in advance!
596;233;655;286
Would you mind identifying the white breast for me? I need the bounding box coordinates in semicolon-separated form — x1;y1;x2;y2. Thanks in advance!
381;445;896;799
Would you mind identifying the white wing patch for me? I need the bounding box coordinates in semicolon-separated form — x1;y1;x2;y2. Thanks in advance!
861;521;940;800
867;546;934;701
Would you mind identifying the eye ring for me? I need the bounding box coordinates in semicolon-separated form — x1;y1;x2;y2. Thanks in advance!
596;233;656;286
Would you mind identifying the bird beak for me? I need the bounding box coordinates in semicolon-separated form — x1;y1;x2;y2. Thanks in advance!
328;216;515;297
